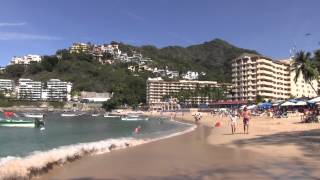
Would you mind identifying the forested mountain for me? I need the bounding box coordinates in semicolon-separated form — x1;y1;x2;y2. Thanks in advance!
120;38;259;82
0;39;259;107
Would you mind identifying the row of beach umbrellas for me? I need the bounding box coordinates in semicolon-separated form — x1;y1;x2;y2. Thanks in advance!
240;97;320;110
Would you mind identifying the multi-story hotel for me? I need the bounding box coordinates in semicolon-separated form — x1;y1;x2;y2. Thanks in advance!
16;78;72;101
10;54;42;65
45;79;73;101
146;77;231;110
17;79;43;101
0;79;15;92
231;53;317;101
290;68;318;98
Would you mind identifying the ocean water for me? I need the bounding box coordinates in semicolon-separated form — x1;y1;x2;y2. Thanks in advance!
0;113;194;179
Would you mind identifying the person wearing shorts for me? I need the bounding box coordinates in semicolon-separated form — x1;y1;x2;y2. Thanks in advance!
229;113;237;134
242;107;251;134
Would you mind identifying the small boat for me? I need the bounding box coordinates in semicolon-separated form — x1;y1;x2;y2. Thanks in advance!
104;113;121;118
121;116;148;121
126;115;139;118
0;119;35;128
23;113;44;118
61;113;78;117
91;113;100;117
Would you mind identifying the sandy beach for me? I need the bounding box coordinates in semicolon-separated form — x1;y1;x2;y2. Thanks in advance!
37;111;320;180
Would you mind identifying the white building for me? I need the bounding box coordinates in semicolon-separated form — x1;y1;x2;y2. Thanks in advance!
0;79;15;92
16;78;72;101
182;71;199;80
10;55;42;65
146;77;231;110
290;68;318;98
80;91;111;103
231;54;318;101
0;79;15;97
45;79;73;101
17;79;43;101
69;43;91;53
167;70;179;79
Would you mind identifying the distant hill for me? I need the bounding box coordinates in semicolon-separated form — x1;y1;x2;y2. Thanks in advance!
120;38;259;82
0;38;259;107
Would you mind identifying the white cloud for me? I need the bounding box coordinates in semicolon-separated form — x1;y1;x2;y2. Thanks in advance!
0;32;62;40
0;22;27;27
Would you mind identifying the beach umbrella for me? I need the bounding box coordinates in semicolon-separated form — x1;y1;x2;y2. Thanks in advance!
295;101;307;106
272;100;284;106
288;99;298;103
308;96;320;103
280;101;296;106
258;102;272;109
247;104;257;110
239;105;246;110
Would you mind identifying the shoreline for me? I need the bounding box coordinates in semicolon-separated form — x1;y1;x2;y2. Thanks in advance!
38;111;320;179
0;117;195;180
3;111;319;179
39;123;320;179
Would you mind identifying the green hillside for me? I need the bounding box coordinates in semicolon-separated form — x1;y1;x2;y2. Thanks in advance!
122;38;259;82
0;39;259;107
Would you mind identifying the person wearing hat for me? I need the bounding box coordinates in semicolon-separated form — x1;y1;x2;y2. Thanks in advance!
241;107;251;134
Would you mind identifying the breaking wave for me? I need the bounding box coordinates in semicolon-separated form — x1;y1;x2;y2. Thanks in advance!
0;122;196;180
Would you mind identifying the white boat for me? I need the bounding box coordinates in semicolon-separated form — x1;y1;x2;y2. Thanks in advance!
104;113;121;118
0;119;35;128
23;113;44;118
121;116;148;121
91;113;100;117
127;115;139;118
61;113;78;117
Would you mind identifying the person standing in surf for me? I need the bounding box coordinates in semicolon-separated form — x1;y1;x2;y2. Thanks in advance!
134;126;142;134
241;107;251;134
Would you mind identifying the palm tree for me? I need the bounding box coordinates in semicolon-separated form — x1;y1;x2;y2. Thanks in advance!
291;51;319;95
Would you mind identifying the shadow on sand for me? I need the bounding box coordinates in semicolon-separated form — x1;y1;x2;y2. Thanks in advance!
233;128;320;160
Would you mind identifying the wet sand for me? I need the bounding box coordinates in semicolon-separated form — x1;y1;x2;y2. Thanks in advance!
39;124;320;180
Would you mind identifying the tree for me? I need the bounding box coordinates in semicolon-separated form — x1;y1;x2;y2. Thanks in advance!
291;51;319;95
41;56;59;72
256;95;264;103
102;98;120;111
4;65;26;79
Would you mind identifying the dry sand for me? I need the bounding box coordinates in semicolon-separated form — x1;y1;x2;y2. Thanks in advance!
169;111;320;160
38;112;320;180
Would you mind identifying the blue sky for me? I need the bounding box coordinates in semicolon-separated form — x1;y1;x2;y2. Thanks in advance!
0;0;320;65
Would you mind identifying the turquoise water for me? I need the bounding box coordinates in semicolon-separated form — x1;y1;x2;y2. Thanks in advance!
0;113;190;158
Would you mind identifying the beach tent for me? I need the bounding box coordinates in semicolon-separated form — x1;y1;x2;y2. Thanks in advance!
258;102;272;109
280;101;296;106
308;96;320;103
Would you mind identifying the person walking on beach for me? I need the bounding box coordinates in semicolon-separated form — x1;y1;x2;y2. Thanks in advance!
241;107;251;134
229;113;237;134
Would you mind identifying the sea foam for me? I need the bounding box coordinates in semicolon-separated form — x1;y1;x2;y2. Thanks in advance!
0;122;196;179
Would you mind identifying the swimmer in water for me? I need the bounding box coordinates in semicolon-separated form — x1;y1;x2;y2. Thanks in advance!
134;126;142;134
